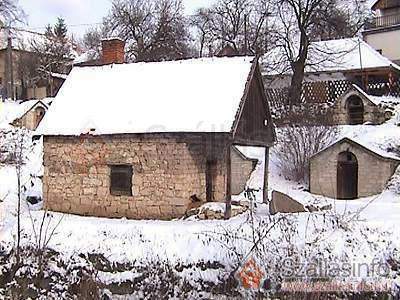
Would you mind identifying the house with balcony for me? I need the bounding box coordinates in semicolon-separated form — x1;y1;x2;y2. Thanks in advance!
363;0;400;65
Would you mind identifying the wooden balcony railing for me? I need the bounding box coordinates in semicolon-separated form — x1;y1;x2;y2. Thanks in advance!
365;13;400;29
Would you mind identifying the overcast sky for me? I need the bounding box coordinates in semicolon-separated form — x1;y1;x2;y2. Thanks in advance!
18;0;215;36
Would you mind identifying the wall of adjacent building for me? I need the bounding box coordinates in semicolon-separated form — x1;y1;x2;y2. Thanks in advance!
231;148;257;195
364;29;400;64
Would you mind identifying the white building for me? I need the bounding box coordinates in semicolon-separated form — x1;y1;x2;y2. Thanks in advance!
363;0;400;64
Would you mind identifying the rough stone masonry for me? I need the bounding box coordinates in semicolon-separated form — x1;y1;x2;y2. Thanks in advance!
43;133;231;220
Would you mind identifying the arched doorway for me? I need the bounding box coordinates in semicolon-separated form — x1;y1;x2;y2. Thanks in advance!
346;96;364;125
337;151;358;199
35;107;46;128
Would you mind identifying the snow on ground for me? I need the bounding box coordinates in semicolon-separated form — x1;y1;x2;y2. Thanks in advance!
0;128;43;238
1;104;400;291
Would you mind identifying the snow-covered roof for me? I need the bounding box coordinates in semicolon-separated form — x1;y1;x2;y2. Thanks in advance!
347;84;400;107
262;38;400;76
312;137;400;162
0;99;51;129
73;49;100;65
37;57;255;136
50;72;68;80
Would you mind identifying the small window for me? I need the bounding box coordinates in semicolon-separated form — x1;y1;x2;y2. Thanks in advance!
110;165;133;196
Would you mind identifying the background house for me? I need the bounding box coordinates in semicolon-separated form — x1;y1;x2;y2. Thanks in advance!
0;29;71;101
37;40;275;220
363;0;400;65
261;37;400;125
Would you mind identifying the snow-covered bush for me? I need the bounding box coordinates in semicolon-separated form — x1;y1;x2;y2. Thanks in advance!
0;247;99;299
386;165;400;194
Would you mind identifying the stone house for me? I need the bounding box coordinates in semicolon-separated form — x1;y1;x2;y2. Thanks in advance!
310;138;400;199
333;84;390;125
36;39;276;220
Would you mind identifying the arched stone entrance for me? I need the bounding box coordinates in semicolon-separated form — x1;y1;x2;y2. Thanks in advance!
35;107;46;128
346;96;364;125
337;151;358;199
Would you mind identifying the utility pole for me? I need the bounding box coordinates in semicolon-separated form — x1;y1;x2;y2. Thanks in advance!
6;27;15;100
244;14;248;55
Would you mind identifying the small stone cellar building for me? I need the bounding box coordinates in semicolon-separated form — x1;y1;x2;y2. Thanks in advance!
333;84;388;125
310;138;400;199
37;39;275;219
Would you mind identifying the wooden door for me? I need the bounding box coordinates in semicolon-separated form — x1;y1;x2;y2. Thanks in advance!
206;161;217;202
337;152;358;199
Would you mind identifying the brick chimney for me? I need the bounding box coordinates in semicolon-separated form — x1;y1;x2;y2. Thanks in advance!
101;38;125;64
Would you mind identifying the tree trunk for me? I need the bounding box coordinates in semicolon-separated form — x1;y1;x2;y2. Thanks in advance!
288;33;309;108
288;61;305;107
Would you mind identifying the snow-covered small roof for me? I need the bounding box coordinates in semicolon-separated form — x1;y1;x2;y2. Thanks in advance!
50;72;68;80
346;84;400;107
73;49;100;65
312;137;400;162
0;99;50;129
262;38;400;76
37;57;255;136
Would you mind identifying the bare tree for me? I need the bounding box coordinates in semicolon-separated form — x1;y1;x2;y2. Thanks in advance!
27;209;64;275
0;0;25;26
7;128;31;266
274;124;337;183
191;0;274;56
269;0;369;106
190;8;214;57
104;0;190;62
81;27;103;60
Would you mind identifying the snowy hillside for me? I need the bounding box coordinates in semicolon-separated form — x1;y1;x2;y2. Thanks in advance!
1;101;400;298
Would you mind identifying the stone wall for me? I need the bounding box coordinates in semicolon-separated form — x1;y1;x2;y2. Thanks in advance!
310;141;399;198
231;147;257;195
43;134;230;220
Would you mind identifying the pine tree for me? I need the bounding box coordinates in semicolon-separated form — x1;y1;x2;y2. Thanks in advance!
30;17;73;84
54;18;68;40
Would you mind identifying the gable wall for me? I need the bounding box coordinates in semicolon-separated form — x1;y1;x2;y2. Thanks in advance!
20;105;46;130
234;68;274;146
43;134;231;220
310;141;399;198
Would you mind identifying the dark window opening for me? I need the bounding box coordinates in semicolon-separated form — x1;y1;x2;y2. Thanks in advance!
110;165;133;196
347;96;364;125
